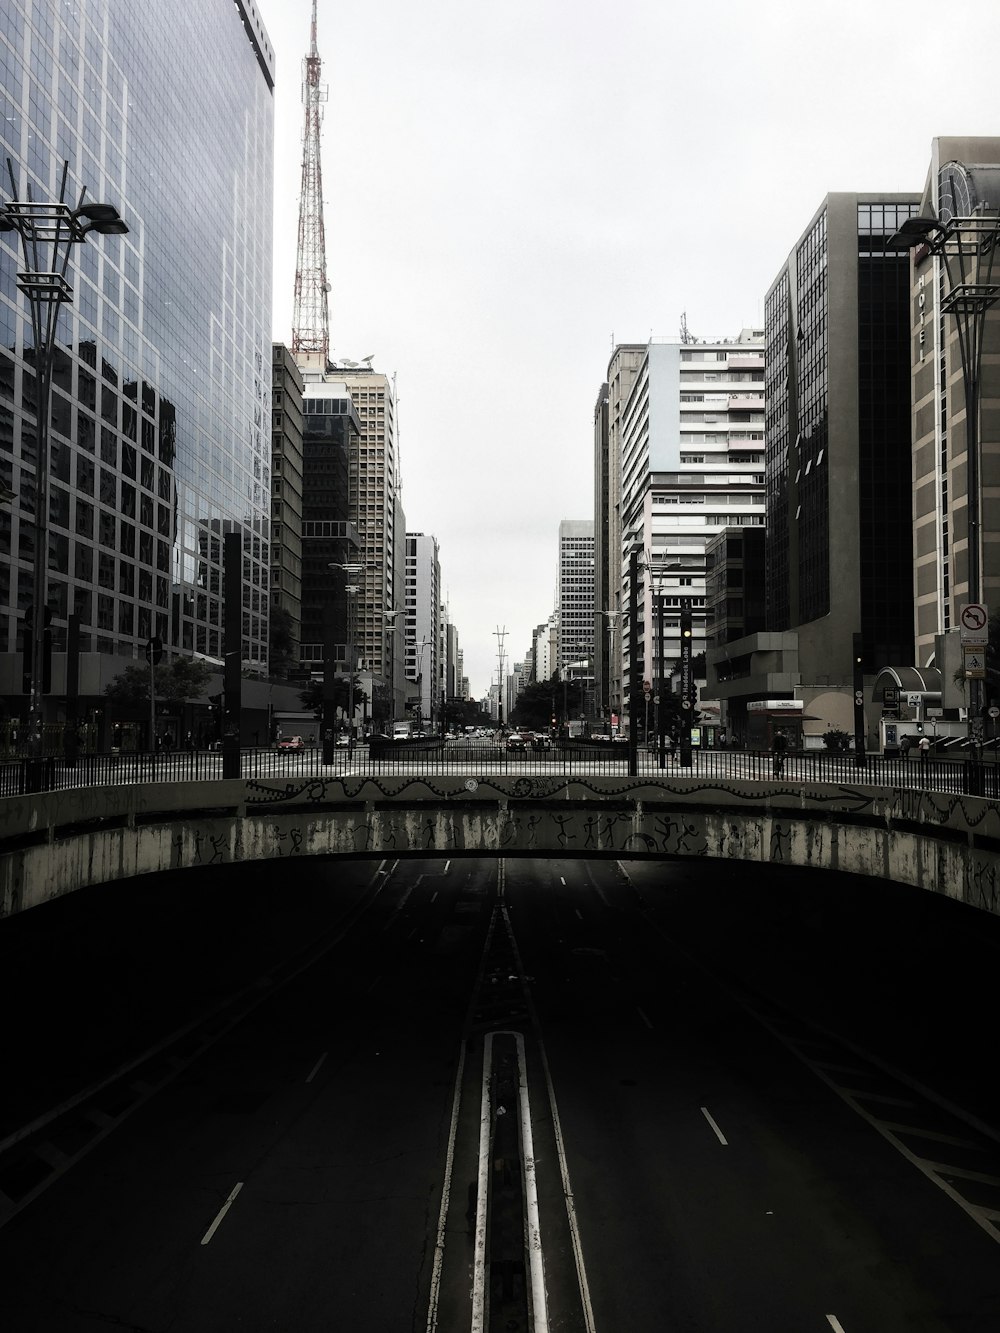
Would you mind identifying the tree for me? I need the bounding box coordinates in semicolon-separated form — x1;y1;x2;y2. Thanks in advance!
511;672;584;730
104;656;213;704
298;675;367;719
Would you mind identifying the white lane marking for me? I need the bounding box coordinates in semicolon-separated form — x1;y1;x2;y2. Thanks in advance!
514;1030;549;1333
424;1042;467;1333
470;1032;549;1333
701;1107;728;1146
827;1318;847;1333
636;1007;654;1030
200;1181;243;1245
365;975;381;994
574;908;583;920
444;860;451;873
560;876;566;885
305;1052;327;1084
430;890;438;903
471;1038;494;1333
501;905;597;1332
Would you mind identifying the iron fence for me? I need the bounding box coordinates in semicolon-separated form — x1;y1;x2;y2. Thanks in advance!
0;741;998;800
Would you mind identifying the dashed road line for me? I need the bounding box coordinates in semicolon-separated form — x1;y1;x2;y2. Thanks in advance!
200;1181;243;1246
701;1107;728;1146
305;1052;327;1083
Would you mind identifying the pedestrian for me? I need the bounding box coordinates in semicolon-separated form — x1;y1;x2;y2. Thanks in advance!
919;735;930;764
772;728;787;777
900;735;911;761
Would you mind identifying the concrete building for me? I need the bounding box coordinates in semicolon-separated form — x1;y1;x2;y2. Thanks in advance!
296;375;360;726
270;346;304;664
557;520;595;673
619;329;766;734
709;194;919;745
405;532;440;726
0;0;275;734
297;364;405;724
597;345;645;728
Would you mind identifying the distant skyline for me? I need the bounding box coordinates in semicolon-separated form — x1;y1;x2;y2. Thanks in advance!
255;0;1000;696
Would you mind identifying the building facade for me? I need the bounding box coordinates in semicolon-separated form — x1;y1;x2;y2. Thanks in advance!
903;139;1000;669
405;532;440;726
618;330;766;729
557;519;595;675
599;345;646;726
710;193;919;743
0;0;274;728
270;345;304;663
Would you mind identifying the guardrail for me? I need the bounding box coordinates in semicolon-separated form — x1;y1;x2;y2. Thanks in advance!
1;743;998;799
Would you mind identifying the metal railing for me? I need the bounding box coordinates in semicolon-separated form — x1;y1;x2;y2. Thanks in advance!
0;742;998;800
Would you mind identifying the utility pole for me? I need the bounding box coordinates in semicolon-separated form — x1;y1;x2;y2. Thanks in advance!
494;626;507;729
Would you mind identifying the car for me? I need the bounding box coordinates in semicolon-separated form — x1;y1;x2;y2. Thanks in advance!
336;733;351;747
506;732;528;750
277;735;305;751
531;734;552;751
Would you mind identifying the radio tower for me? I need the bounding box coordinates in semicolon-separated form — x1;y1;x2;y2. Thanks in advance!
291;0;330;368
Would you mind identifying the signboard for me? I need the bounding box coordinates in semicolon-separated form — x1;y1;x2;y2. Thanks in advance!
963;646;986;679
960;602;989;644
747;699;803;712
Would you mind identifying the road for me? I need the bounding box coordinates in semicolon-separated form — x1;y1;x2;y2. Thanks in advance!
1;855;999;1329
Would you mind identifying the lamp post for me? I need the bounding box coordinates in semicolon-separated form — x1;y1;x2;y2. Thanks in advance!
381;607;401;730
328;561;364;755
1;163;127;778
889;192;1000;755
602;610;622;736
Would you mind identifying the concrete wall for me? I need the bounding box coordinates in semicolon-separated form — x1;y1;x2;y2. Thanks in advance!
2;774;999;923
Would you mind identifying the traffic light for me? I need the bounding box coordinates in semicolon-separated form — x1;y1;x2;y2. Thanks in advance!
680;602;693;640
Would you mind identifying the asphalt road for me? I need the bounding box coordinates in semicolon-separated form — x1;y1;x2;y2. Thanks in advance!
2;855;999;1330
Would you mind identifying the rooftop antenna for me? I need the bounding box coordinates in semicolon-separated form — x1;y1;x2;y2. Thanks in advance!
680;311;696;344
291;0;330;368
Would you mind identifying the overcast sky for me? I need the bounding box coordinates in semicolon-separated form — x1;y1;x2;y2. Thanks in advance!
255;0;999;697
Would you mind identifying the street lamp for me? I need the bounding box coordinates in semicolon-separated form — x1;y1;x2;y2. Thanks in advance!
601;610;622;736
888;181;1000;756
1;162;128;775
328;562;364;754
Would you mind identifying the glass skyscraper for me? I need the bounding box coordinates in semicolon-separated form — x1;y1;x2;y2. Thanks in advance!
0;0;274;709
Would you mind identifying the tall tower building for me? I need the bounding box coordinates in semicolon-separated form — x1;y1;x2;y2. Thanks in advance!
270;345;304;666
557;520;595;675
289;7;406;724
405;532;440;725
1;0;274;725
618;329;766;723
599;345;646;726
710;194;918;743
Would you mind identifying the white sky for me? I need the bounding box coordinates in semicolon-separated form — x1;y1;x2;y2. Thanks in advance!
255;0;999;698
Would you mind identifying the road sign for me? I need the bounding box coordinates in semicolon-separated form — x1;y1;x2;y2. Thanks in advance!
990;706;1000;719
145;635;163;665
642;680;651;694
960;602;989;643
963;646;986;678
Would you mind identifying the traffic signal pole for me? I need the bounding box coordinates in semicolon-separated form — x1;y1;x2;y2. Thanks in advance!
679;597;693;768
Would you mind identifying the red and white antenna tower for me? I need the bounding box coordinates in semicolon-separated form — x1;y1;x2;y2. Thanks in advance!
291;0;330;365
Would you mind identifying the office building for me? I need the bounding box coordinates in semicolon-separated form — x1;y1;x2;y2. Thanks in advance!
619;329;766;727
0;0;274;727
597;344;645;727
405;532;440;726
710;193;918;744
270;345;304;666
557;520;595;673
